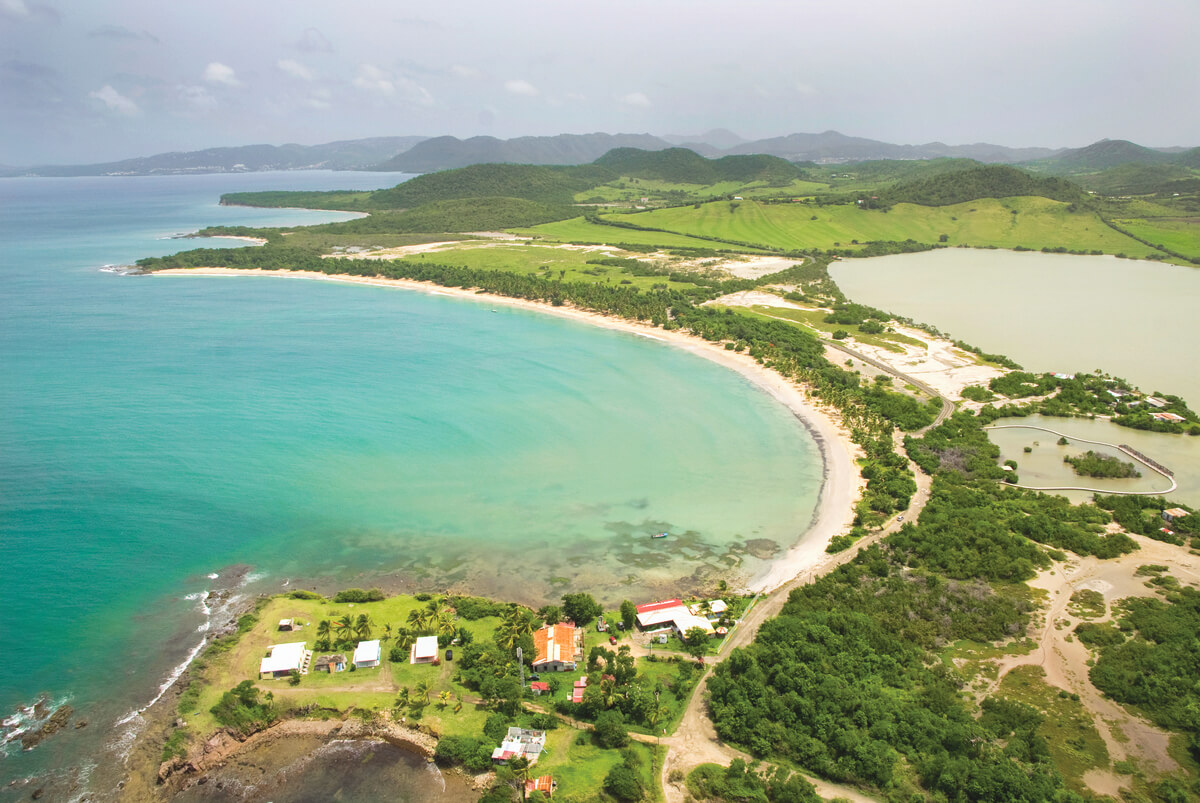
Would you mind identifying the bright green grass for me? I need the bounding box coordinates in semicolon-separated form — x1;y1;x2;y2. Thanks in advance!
534;731;663;802
617;198;1161;256
741;305;924;354
514;216;751;250
575;177;829;204
389;242;698;290
1112;217;1200;259
994;665;1110;795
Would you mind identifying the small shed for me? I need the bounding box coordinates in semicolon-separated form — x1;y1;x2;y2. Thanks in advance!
525;775;556;798
278;619;296;631
530;681;550;696
313;653;347;673
411;635;438;664
353;639;381;669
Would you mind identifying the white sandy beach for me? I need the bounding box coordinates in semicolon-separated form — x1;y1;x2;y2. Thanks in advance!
150;267;865;594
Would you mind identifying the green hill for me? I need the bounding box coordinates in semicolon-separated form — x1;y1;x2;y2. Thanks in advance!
880;164;1084;206
593;147;802;185
1028;139;1174;174
1071;163;1199;196
304;197;577;233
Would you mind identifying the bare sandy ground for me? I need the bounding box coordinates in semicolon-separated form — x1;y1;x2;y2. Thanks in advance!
710;293;1004;400
978;532;1200;794
150;267;864;593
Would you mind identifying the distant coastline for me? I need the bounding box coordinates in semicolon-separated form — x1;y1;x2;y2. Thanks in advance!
149;266;865;594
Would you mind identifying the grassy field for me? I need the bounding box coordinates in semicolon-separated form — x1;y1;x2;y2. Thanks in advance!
574;176;830;204
994;666;1110;795
386;242;701;290
1112;217;1200;259
740;305;926;354
613;197;1163;256
515;216;762;250
533;730;663;802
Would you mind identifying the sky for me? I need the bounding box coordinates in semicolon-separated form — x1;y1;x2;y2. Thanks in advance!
2;0;1198;165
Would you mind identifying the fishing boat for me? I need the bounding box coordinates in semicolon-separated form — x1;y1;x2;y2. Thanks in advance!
651;532;668;539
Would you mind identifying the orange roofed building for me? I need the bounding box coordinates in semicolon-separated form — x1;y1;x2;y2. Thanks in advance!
532;623;582;672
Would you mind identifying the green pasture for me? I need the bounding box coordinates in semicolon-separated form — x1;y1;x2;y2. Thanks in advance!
388;242;699;290
740;305;924;354
615;197;1162;256
575;176;829;204
1112;217;1200;260
515;216;754;250
533;732;663;802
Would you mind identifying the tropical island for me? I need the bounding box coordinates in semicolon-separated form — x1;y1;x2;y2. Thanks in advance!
124;148;1200;803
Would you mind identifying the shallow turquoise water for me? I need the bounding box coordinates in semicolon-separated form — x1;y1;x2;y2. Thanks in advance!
0;172;821;794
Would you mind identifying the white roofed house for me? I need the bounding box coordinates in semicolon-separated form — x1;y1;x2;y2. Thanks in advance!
353;639;381;668
635;599;715;637
410;635;439;664
259;641;312;679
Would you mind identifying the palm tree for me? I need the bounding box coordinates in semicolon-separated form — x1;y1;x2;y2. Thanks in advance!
354;613;373;641
336;614;354;647
406;608;429;633
453;693;464;714
425;597;442;616
316;619;332;642
438;691;452;709
394;627;416;652
382;622;393;642
395;687;410;709
435;609;456;636
414;679;433;705
599;676;618;710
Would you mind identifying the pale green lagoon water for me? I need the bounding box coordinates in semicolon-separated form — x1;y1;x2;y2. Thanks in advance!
0;173;823;797
831;249;1200;408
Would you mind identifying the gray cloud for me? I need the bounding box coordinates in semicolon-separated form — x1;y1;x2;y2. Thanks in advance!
295;27;332;53
88;24;159;43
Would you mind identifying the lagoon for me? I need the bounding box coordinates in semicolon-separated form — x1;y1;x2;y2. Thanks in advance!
830;249;1200;408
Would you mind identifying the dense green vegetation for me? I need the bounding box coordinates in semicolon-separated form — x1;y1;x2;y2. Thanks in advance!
1090;587;1200;760
1063;450;1141;479
209;680;278;736
685;760;819;802
876;164;1085;208
707;546;1062;801
594;148;803;186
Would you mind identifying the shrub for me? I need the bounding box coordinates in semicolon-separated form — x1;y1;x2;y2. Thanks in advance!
332;588;384;603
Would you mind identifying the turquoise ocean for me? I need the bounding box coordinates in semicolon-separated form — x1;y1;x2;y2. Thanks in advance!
0;172;822;797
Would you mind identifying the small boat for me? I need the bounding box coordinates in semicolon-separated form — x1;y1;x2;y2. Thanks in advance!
651;532;668;539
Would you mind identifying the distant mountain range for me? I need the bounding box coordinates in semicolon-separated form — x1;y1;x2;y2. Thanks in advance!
5;132;1197;178
2;137;428;178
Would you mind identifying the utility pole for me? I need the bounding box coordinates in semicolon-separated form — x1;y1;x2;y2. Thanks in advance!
516;646;525;689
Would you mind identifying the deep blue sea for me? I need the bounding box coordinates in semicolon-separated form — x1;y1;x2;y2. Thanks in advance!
0;171;821;797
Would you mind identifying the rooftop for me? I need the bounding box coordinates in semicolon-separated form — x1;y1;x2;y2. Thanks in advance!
260;642;307;675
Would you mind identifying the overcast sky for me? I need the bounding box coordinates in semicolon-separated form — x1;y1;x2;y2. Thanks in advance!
2;0;1198;165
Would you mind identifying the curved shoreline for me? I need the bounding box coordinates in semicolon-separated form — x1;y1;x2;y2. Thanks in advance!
147;267;865;594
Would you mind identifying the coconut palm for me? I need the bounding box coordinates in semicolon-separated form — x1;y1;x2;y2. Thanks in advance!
425;597;442;616
395;687;410;709
414;679;433;705
438;691;452;709
316;619;332;642
406;608;429;633
599;676;618;710
382;622;393;642
435;609;456;636
394;627;416;652
354;613;373;640
453;693;463;714
336;614;354;647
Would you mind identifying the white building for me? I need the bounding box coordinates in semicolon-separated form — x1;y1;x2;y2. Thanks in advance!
411;635;439;664
353;639;381;668
259;642;311;678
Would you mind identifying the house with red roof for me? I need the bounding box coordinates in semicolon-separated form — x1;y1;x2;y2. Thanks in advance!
532;623;582;672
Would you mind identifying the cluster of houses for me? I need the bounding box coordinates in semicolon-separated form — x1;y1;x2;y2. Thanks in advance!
258;619;383;679
1105;390;1189;423
490;726;556;797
